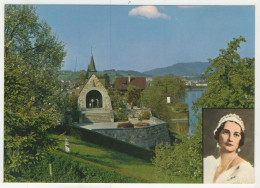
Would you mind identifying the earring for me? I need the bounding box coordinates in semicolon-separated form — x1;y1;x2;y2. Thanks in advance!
217;143;220;148
237;148;241;152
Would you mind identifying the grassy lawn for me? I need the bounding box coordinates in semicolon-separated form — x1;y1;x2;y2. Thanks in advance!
51;133;198;183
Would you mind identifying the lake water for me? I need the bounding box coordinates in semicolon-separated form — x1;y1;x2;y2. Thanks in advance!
168;89;205;136
184;89;205;134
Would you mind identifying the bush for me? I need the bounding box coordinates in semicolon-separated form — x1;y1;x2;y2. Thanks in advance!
141;111;150;120
117;122;134;128
63;110;81;123
114;110;128;122
16;152;143;183
134;122;150;127
174;103;188;112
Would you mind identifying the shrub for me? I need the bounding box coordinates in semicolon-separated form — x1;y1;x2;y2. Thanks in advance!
174;103;188;112
117;122;134;128
114;110;128;122
16;152;143;183
141;111;150;120
134;122;150;127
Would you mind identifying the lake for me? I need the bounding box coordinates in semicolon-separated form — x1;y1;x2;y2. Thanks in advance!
168;89;205;136
185;89;205;134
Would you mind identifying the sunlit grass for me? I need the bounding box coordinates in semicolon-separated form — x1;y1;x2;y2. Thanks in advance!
50;133;199;183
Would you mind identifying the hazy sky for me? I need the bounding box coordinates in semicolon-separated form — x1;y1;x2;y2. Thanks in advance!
36;5;255;72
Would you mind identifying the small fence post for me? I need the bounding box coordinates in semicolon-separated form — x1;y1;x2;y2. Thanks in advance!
65;136;70;153
49;163;53;177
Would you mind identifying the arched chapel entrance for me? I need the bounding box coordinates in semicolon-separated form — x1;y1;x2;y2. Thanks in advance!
86;90;102;108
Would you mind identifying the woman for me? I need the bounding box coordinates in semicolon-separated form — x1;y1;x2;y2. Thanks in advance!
204;113;254;184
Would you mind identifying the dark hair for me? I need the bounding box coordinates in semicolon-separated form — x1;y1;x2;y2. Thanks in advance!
214;121;244;147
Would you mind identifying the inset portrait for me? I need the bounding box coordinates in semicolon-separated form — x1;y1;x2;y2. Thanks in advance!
203;109;254;184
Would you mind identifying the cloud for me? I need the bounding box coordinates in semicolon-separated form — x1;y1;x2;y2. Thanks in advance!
128;6;170;19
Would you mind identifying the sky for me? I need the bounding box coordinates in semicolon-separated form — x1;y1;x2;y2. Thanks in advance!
36;5;255;72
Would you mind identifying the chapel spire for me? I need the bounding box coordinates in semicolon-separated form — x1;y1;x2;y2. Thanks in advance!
87;54;97;79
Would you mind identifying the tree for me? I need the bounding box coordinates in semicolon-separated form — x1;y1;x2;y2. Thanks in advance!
152;75;186;103
193;36;254;112
141;75;186;122
125;85;141;104
152;114;203;182
79;70;87;83
142;87;171;122
4;5;66;181
109;90;126;111
98;73;110;89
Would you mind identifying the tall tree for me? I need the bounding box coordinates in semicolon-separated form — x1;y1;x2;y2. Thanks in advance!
193;36;254;111
4;5;66;181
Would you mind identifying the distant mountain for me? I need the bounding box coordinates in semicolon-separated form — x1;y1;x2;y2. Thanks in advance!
101;70;151;83
111;70;151;77
143;62;209;76
59;62;209;82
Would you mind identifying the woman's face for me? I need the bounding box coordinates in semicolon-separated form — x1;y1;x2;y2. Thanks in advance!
218;121;242;153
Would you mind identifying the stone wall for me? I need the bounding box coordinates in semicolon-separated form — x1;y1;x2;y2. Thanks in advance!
93;117;170;149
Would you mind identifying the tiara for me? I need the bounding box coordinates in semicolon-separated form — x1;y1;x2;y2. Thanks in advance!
214;113;245;135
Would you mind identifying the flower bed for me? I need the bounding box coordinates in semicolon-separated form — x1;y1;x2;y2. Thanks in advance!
117;122;134;128
134;122;150;127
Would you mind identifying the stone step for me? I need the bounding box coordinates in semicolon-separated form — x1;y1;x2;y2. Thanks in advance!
81;112;113;123
84;116;111;121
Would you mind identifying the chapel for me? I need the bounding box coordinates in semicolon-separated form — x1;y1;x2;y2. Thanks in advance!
77;55;114;123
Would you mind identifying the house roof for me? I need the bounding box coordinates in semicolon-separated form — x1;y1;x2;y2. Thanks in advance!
115;77;146;90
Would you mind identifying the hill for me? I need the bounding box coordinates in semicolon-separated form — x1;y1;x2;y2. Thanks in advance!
111;70;151;77
143;62;209;76
59;70;82;82
59;70;150;83
59;62;209;82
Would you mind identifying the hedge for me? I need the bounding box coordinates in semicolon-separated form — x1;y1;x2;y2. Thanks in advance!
16;152;143;183
69;125;155;161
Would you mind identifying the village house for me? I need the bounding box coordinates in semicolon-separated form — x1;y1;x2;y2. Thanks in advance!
115;73;146;92
163;93;174;103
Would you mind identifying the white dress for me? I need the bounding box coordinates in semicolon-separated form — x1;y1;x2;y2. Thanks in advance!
204;155;254;184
